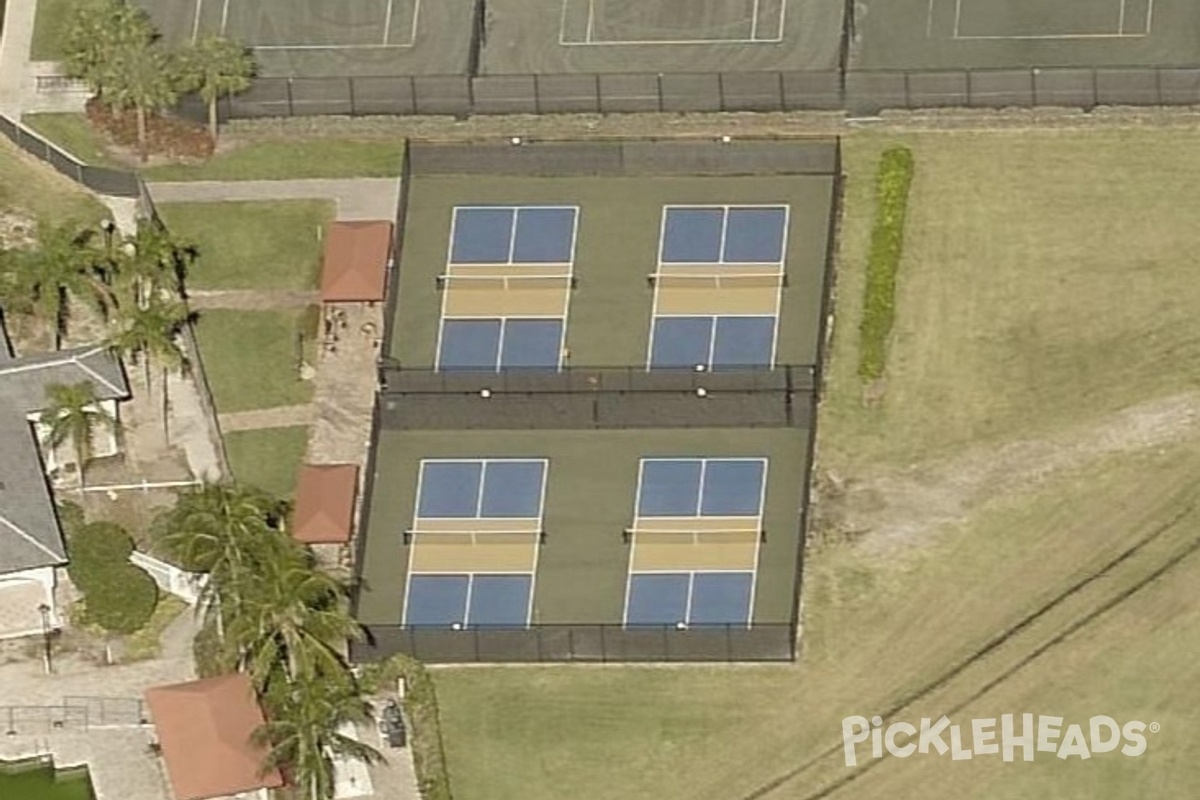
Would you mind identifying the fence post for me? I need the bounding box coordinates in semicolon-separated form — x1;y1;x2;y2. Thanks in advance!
599;624;607;663
533;73;541;115
286;78;295;117
717;72;727;112
593;74;601;113
777;71;786;112
348;76;356;116
1155;67;1163;106
1030;68;1038;107
656;74;664;113
410;75;418;115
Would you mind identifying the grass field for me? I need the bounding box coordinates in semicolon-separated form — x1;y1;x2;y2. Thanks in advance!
156;200;332;290
20;113;120;168
142;138;406;181
430;129;1200;799
193;309;315;413
224;425;309;498
0;136;107;222
29;0;69;60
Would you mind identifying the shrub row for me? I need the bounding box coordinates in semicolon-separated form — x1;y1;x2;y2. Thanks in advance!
66;520;158;635
361;655;453;800
85;98;215;161
858;146;916;382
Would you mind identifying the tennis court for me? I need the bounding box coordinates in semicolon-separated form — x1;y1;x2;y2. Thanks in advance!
480;0;843;74
853;0;1200;69
139;0;476;76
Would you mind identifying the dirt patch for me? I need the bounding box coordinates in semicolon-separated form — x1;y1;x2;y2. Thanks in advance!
0;210;36;248
813;391;1200;556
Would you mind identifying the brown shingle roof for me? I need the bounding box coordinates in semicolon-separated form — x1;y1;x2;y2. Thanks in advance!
144;673;283;800
293;463;359;544
320;221;392;303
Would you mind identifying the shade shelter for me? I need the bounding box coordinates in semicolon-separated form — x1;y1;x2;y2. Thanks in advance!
320;220;393;304
144;673;283;800
293;463;360;544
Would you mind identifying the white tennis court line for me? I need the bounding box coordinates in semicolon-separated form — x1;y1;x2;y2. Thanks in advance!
944;0;1153;40
560;0;788;47
195;0;420;50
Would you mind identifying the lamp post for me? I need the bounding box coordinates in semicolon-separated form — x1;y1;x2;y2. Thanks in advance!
100;219;117;286
37;603;52;675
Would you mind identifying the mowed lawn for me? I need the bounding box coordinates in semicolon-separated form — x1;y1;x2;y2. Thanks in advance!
225;426;309;498
0;136;107;221
157;200;332;290
193;309;316;413
142;138;406;181
431;130;1200;800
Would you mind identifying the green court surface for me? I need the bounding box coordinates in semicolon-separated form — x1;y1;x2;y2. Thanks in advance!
853;0;1200;69
390;173;834;369
136;0;475;76
480;0;843;74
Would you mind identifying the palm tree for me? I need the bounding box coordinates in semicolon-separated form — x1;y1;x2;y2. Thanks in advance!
10;222;115;350
118;220;194;306
63;0;154;102
255;677;384;800
107;295;190;443
179;36;255;144
40;382;119;489
102;43;178;162
231;547;362;691
155;483;287;637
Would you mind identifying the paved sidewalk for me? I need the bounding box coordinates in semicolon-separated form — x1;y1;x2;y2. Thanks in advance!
147;179;400;221
188;288;320;310
0;0;36;115
219;404;317;432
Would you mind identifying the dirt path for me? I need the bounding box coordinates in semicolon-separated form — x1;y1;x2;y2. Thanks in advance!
219;404;317;432
188;288;319;311
818;391;1200;555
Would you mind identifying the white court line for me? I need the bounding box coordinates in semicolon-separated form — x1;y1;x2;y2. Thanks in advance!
950;0;1151;40
220;0;231;37
252;43;418;50
383;0;395;44
750;0;760;41
925;0;936;38
561;0;786;47
191;0;204;43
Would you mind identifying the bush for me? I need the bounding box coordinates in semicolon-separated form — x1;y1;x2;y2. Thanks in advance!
85;98;214;160
65;520;158;636
84;567;158;634
66;520;134;594
361;655;453;800
858;146;916;382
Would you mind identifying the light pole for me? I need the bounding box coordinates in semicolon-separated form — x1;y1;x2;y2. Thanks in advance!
100;219;117;286
37;603;52;675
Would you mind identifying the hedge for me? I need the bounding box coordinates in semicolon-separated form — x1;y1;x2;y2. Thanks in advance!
858;146;916;381
361;655;453;800
65;520;158;635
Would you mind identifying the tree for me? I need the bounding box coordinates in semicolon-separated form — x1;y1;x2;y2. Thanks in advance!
63;0;155;102
107;295;190;443
118;220;194;305
102;43;179;162
255;677;383;800
40;382;119;489
10;222;115;350
154;484;287;636
230;547;362;691
179;36;255;143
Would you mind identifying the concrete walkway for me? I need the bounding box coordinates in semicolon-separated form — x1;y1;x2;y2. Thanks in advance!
147;179;400;221
188;288;320;310
0;0;35;115
219;404;317;432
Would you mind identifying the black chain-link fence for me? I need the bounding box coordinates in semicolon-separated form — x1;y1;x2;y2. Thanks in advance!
0;114;138;197
172;65;1200;123
353;622;796;663
0;697;146;735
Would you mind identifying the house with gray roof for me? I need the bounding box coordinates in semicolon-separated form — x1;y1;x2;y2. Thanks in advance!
0;311;129;638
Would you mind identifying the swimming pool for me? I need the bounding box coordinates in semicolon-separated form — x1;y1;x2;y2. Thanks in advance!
0;761;94;799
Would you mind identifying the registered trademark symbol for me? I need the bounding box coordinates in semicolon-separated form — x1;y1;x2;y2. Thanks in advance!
1149;722;1161;734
